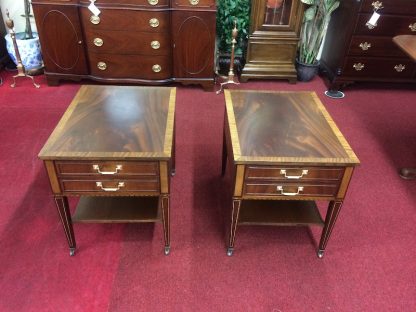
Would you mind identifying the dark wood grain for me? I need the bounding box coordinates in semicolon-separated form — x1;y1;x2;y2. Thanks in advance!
360;0;416;15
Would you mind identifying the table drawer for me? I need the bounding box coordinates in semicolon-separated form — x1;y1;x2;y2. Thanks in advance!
56;161;159;177
61;179;160;194
244;182;339;198
245;166;344;182
343;57;415;78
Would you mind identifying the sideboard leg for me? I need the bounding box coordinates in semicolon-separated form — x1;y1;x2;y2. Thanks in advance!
318;200;343;258
54;195;76;255
160;195;170;255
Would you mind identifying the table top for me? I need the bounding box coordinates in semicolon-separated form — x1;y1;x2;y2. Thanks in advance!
393;35;416;62
224;90;359;166
39;85;176;160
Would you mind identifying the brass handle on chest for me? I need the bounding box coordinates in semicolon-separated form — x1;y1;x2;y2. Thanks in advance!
371;1;383;11
148;0;158;5
97;62;107;70
359;42;371;51
90;15;100;25
353;63;365;71
93;38;103;47
280;169;308;179
152;64;162;72
96;182;125;192
189;0;199;5
276;186;304;196
409;23;416;32
149;18;159;28
93;164;122;175
151;40;160;49
394;64;406;72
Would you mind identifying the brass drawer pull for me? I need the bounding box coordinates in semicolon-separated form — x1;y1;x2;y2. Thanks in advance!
353;63;365;71
93;164;122;175
148;0;158;5
280;169;308;179
394;64;406;72
96;181;125;192
151;40;160;49
359;42;371;51
189;0;199;5
97;62;107;70
149;18;159;28
93;38;103;47
276;186;304;196
409;23;416;32
152;64;161;72
371;1;383;11
90;15;100;25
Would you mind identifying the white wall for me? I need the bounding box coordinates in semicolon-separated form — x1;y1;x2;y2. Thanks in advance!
1;0;37;34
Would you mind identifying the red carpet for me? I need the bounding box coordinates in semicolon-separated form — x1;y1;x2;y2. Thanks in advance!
0;72;415;311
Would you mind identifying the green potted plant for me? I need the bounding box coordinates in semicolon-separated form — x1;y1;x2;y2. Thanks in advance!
216;0;250;75
296;0;339;81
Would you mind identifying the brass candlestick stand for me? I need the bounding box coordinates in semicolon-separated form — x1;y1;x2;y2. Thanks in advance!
5;10;40;88
216;20;240;94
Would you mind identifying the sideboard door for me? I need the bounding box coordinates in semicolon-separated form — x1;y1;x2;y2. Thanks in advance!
32;4;88;75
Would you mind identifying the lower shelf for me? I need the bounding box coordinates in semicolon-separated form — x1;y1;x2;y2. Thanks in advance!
238;200;324;226
72;196;160;223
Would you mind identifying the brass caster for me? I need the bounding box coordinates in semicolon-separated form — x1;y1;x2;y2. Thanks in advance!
226;247;234;256
324;90;345;99
171;169;176;177
164;246;170;255
69;248;76;256
317;249;325;259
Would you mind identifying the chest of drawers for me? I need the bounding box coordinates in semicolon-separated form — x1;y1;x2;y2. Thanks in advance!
320;0;416;94
32;0;216;90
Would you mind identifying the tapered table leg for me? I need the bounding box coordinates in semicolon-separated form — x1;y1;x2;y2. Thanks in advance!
221;127;228;176
54;196;76;256
227;199;241;256
318;200;343;258
160;195;170;255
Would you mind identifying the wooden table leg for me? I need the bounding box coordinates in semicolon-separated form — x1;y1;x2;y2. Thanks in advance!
318;200;343;258
227;199;241;256
54;195;76;256
221;127;227;176
160;195;170;255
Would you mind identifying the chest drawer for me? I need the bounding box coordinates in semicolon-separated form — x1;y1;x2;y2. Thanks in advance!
354;14;416;36
89;53;172;79
80;0;169;7
348;36;408;57
81;9;170;32
243;182;339;198
84;30;171;56
343;57;415;78
360;0;416;15
245;166;344;182
172;0;216;8
61;178;160;194
56;161;159;177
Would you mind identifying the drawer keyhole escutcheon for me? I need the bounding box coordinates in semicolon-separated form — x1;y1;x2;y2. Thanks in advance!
280;169;308;179
90;15;100;25
359;42;371;50
152;64;162;72
149;18;159;28
353;63;365;71
371;1;383;11
394;64;406;72
93;164;122;174
409;23;416;32
276;186;304;196
151;40;160;49
96;182;125;192
93;38;103;47
189;0;199;5
97;62;107;70
148;0;158;5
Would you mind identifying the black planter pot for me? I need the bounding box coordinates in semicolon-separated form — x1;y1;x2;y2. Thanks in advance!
295;59;319;82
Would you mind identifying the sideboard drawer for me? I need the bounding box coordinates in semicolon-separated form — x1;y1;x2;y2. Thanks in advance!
245;166;344;182
243;182;339;198
348;36;408;57
61;179;160;194
343;57;415;78
56;161;159;177
89;53;172;79
85;0;170;7
172;0;216;8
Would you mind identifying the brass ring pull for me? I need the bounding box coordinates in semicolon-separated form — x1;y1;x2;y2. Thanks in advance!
90;15;100;25
151;40;160;49
93;38;103;47
276;186;304;196
409;23;416;32
149;18;159;28
97;62;107;70
280;169;308;179
189;0;199;5
371;1;383;11
394;64;406;72
152;64;162;72
359;42;371;51
353;63;365;71
93;164;122;175
148;0;158;5
96;182;125;192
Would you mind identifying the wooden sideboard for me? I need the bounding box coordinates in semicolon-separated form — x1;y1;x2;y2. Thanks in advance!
32;0;216;90
320;0;416;94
